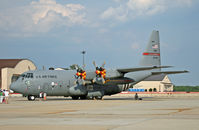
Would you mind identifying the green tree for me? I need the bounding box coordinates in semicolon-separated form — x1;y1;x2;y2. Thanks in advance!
174;86;199;92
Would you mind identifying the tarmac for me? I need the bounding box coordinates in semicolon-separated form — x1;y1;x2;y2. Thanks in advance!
0;94;199;130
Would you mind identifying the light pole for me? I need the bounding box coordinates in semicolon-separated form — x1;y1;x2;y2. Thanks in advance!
81;50;86;68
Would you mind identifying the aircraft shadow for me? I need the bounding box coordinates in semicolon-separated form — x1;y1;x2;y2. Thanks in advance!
13;97;155;101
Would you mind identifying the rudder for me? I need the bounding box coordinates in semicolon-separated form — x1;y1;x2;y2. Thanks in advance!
139;30;161;67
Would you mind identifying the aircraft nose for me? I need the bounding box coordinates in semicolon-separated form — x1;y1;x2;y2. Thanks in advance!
10;82;19;93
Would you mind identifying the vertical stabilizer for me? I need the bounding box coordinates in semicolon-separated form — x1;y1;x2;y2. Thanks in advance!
140;30;161;67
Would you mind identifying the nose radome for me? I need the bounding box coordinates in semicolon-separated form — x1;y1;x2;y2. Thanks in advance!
10;82;18;92
10;83;14;91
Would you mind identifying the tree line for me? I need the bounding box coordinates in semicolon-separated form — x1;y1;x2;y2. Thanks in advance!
174;86;199;92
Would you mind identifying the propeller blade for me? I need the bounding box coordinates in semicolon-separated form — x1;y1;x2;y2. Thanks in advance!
93;61;97;68
102;61;106;68
101;75;105;84
82;64;86;69
74;64;79;70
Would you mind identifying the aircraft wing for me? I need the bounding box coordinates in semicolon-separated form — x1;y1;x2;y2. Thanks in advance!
117;66;172;74
152;70;189;75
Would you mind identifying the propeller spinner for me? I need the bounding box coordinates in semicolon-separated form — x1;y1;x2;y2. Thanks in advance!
93;61;106;84
74;64;87;81
93;61;106;78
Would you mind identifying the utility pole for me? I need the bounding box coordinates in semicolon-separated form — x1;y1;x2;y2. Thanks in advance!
81;50;86;68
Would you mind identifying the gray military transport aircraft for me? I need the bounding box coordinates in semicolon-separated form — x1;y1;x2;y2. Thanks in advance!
10;30;188;101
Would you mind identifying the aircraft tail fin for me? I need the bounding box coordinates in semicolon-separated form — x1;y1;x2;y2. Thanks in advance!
139;30;161;67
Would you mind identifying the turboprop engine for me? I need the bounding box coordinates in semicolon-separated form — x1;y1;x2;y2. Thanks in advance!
68;84;87;96
75;65;87;85
92;61;106;84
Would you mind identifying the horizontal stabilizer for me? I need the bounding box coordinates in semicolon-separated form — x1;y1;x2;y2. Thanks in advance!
117;66;172;74
152;70;189;75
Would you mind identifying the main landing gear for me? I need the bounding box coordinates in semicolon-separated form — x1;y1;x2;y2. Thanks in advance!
71;96;87;100
27;95;36;101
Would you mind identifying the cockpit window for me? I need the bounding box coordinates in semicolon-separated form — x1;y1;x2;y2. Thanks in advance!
20;73;33;79
20;74;25;78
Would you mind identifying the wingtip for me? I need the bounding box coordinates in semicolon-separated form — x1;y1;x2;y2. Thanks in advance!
164;66;173;68
155;66;173;68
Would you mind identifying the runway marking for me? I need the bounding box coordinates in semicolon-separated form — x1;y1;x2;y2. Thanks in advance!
153;108;192;115
46;110;77;114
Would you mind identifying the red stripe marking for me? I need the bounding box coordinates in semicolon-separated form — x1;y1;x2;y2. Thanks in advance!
120;92;199;94
143;53;160;56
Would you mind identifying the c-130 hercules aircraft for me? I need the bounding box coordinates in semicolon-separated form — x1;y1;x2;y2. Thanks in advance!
10;30;188;101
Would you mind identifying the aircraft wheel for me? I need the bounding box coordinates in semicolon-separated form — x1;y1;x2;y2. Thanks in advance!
86;96;94;100
71;96;79;100
80;95;87;100
95;96;103;100
28;95;35;101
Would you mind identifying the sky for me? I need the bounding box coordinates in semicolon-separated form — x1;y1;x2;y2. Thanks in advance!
0;0;199;86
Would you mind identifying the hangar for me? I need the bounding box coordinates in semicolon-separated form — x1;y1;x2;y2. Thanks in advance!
0;59;37;90
133;74;174;92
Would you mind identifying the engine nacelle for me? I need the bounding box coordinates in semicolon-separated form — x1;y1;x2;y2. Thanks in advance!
87;91;104;98
92;77;105;84
69;84;87;96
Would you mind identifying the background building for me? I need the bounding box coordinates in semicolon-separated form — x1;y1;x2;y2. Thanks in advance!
0;59;37;90
133;74;174;92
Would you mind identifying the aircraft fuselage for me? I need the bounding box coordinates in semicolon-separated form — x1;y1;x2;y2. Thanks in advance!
10;70;135;100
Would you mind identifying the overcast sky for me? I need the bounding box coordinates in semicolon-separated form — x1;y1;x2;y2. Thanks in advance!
0;0;199;86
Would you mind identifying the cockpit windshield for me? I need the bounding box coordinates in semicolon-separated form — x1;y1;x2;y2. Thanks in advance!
20;73;34;79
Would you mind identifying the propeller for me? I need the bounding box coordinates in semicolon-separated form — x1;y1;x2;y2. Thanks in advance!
92;61;106;84
74;65;86;85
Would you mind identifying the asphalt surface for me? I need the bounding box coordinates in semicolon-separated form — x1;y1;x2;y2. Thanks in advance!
0;95;199;130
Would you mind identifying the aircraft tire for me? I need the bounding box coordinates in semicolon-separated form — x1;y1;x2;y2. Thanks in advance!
86;96;94;100
95;96;103;100
71;96;79;100
80;95;87;100
28;95;36;101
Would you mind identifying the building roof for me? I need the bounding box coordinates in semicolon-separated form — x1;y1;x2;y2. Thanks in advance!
0;59;24;79
143;74;166;81
0;59;24;69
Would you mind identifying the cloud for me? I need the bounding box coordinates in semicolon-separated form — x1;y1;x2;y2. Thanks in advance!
31;0;85;25
131;43;141;50
101;5;128;21
101;0;193;21
127;0;166;16
98;28;109;33
0;0;86;36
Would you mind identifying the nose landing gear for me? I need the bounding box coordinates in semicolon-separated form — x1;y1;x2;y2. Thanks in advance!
28;95;36;101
